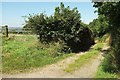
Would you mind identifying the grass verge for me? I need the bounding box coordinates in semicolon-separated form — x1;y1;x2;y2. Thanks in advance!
95;53;119;78
2;34;73;74
64;42;104;73
95;65;119;78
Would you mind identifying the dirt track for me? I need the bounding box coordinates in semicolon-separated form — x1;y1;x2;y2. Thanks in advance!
3;53;83;78
2;44;107;78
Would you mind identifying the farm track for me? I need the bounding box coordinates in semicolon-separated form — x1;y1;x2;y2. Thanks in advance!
2;53;83;78
2;43;107;78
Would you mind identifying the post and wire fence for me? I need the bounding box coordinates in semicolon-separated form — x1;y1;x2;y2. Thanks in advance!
0;25;34;37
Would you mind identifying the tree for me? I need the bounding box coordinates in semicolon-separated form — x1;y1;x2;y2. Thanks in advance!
24;2;95;52
89;15;109;37
93;2;120;71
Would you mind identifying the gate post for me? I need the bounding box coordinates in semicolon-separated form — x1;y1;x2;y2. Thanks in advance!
5;25;8;37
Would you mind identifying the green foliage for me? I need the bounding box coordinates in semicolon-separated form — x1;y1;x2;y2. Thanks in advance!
102;53;117;73
95;51;119;78
96;33;110;43
89;15;109;37
24;2;95;52
93;2;120;71
95;65;118;78
2;35;73;73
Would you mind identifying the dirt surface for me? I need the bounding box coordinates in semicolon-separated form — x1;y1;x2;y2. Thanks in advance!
69;54;103;78
2;44;106;78
2;53;83;78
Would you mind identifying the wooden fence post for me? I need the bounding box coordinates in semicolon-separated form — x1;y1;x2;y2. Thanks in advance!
5;25;8;37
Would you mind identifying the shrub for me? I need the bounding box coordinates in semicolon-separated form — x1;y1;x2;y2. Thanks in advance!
24;2;95;52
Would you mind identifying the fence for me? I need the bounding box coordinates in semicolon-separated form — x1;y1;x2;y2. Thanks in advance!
1;25;8;37
0;25;33;36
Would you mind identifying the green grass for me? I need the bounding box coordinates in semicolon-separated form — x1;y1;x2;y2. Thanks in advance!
64;42;104;72
95;65;119;78
2;34;73;74
95;43;119;78
95;53;119;78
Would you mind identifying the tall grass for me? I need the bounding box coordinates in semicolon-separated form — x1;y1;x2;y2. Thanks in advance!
2;34;72;74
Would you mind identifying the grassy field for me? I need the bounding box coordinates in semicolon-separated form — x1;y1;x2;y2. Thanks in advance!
64;42;104;72
2;34;73;74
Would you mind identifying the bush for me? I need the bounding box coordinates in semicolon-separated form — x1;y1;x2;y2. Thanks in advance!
66;28;95;52
24;2;95;53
